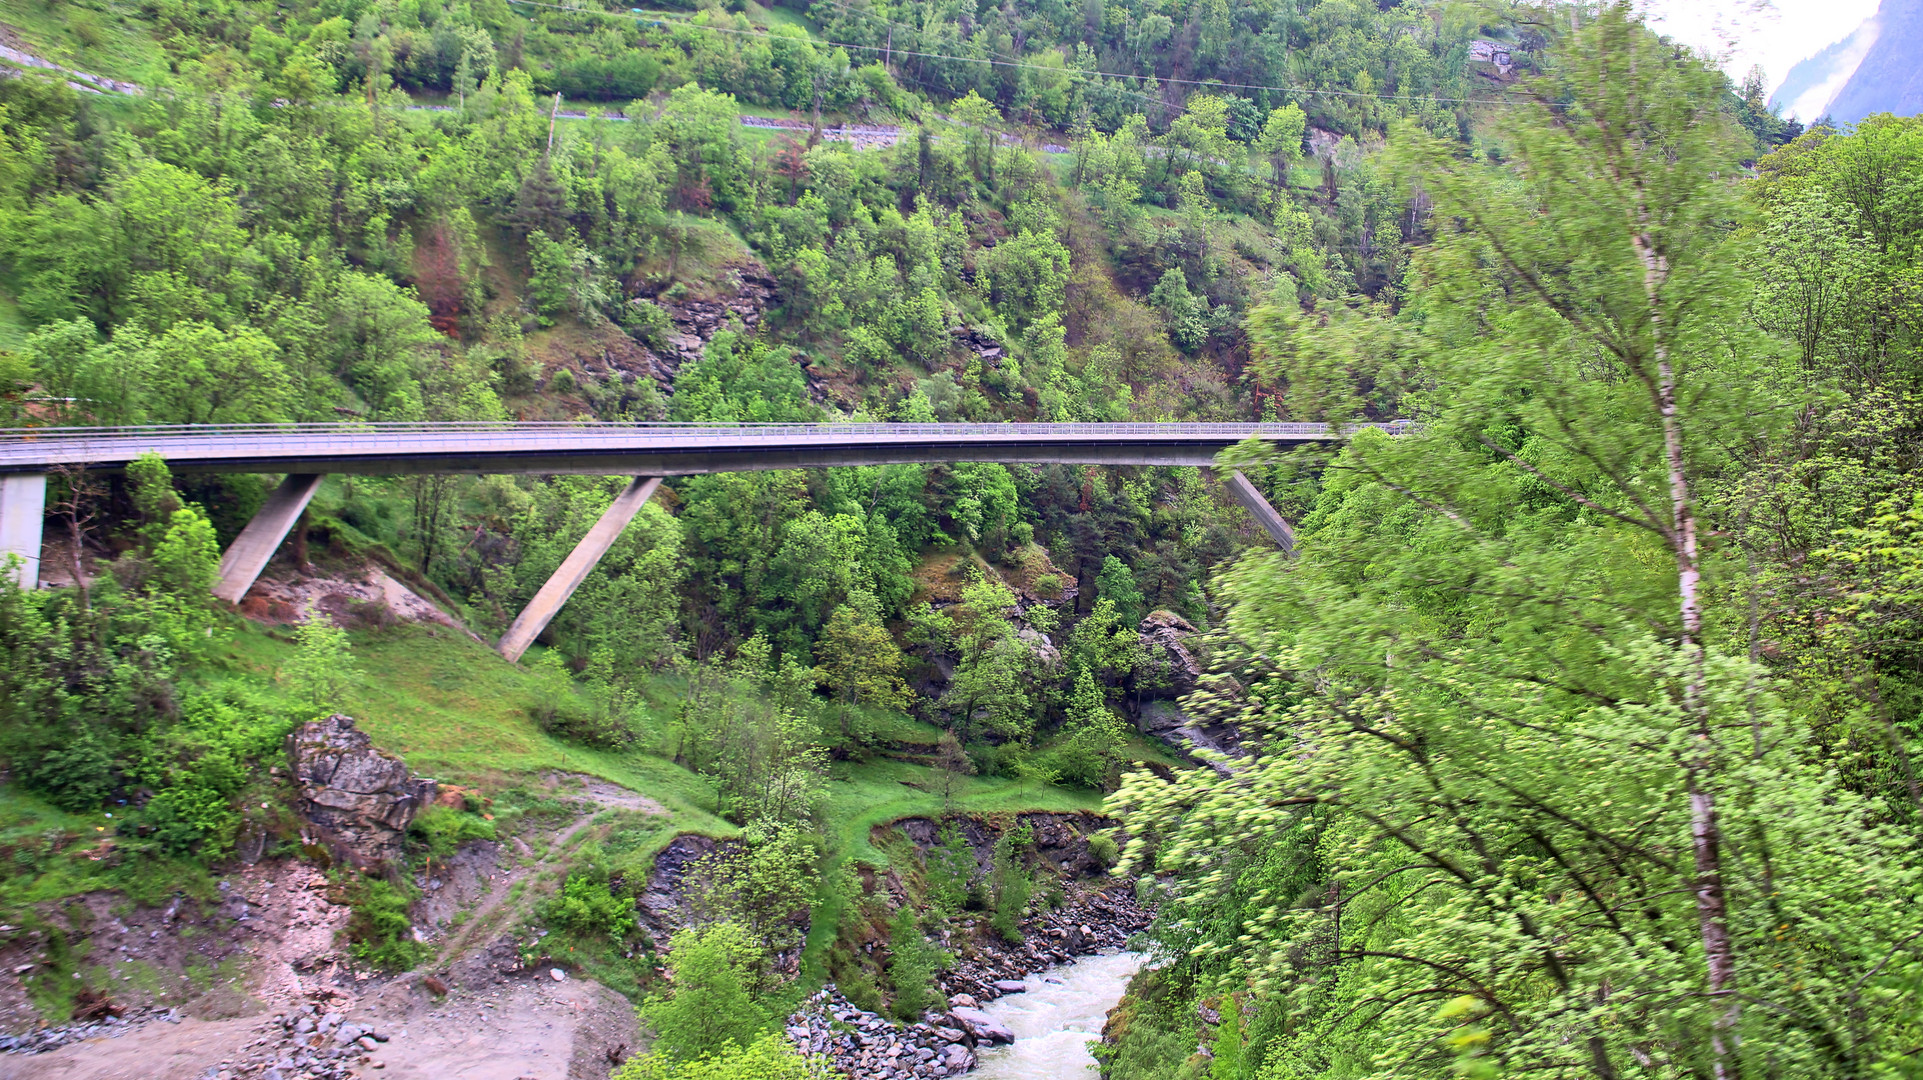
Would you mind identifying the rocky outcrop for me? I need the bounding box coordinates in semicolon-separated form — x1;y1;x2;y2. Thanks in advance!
948;325;1005;365
891;812;1115;882
1137;700;1244;773
286;715;436;873
1014;627;1060;672
1134;611;1203;698
633;263;778;382
631;833;718;950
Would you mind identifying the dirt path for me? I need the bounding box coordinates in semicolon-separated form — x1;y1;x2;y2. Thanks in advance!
424;773;663;968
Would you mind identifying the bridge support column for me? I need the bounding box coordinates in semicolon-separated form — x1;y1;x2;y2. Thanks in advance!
0;473;47;589
499;477;662;663
1225;470;1297;555
214;473;325;604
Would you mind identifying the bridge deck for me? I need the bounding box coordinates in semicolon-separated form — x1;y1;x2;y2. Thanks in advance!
0;421;1364;476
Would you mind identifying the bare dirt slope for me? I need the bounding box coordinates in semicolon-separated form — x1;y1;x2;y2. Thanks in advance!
0;775;661;1080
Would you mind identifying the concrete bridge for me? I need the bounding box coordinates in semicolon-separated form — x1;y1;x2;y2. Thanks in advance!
0;421;1360;659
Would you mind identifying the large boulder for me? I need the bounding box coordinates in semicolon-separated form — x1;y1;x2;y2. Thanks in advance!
1136;699;1245;774
947;1006;1015;1045
1134;611;1202;697
287;714;436;872
1015;627;1061;671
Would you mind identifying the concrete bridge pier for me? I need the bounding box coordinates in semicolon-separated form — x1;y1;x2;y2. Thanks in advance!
0;473;46;589
1226;470;1297;555
499;476;662;663
214;473;326;604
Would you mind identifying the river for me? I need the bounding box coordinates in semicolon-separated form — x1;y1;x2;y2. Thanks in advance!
968;949;1144;1079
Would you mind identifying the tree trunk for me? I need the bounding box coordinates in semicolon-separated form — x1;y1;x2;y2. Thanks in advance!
1636;223;1739;1079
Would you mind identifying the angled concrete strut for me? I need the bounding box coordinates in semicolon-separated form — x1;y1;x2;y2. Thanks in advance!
214;473;325;604
1225;470;1297;555
498;477;662;663
0;473;47;588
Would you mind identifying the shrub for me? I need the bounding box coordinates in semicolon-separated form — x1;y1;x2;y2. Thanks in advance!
987;820;1033;942
543;872;637;940
639;922;768;1063
343;877;425;971
614;1033;830;1080
885;906;948;1021
409;805;496;860
532;700;637;749
1087;832;1120;868
282;608;359;711
923;822;975;915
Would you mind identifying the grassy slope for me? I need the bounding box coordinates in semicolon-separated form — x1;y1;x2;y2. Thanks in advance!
219;616;1119;868
0;0;169;83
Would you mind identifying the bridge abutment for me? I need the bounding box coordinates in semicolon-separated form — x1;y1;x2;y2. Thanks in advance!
499;476;663;663
0;472;46;589
214;473;325;604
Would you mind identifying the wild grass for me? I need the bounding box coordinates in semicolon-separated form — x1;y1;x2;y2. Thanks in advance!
0;0;170;83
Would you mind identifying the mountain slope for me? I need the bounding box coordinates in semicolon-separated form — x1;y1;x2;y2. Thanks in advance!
1822;0;1923;121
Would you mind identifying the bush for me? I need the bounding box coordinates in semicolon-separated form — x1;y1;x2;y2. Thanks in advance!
988;820;1033;942
527;651;638;749
1087;832;1120;868
343;877;425;971
531;700;637;749
282;608;359;711
409;805;496;860
543;872;638;940
622;299;676;351
923;822;975;915
639;922;768;1063
614;1033;829;1080
885;906;948;1021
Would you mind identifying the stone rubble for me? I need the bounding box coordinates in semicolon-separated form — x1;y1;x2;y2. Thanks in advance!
785;988;979;1080
0;1005;183;1055
210;1000;394;1080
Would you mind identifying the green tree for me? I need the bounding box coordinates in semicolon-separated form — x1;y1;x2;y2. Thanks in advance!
615;1033;829;1080
1254;103;1307;192
1053;666;1129;787
814;602;910;741
1114;10;1923;1078
638;922;769;1063
885;905;949;1021
282;607;359;712
1093;556;1144;626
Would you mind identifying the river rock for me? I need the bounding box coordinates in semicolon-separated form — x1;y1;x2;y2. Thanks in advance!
287;715;436;872
947;1007;1015;1045
992;980;1026;994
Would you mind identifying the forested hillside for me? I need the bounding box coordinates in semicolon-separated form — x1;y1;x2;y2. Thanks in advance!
2;0;1920;1077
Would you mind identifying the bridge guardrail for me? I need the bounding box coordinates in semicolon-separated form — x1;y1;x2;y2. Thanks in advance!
0;421;1406;471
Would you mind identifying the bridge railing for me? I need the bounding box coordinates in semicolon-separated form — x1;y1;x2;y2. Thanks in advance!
0;420;1402;470
0;420;1361;439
